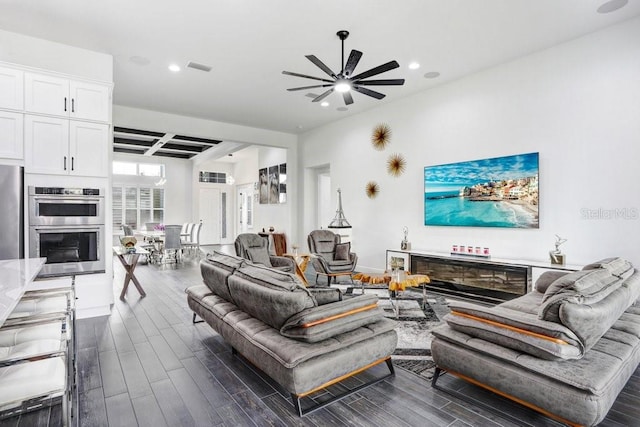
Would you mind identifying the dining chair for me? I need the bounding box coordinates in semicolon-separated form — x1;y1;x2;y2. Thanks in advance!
180;222;194;244
121;224;134;236
161;225;183;264
182;222;202;257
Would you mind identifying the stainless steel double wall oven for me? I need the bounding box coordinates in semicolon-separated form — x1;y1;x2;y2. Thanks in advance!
28;186;105;277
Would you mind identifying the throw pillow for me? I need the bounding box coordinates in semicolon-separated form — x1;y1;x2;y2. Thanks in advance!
246;247;272;267
335;242;350;261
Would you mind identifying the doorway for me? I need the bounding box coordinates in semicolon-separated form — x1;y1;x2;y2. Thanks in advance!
236;183;254;235
198;188;220;245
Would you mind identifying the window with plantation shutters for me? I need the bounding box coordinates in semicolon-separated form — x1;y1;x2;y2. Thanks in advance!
113;185;164;231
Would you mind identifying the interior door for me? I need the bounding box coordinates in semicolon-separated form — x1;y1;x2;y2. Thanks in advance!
236;183;254;236
199;188;220;245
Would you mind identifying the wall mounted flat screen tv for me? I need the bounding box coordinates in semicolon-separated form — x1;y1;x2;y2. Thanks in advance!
424;152;539;228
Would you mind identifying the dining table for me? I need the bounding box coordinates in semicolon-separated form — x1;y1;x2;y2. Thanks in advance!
134;229;191;262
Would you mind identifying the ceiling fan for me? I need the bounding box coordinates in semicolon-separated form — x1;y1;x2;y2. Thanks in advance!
282;30;405;105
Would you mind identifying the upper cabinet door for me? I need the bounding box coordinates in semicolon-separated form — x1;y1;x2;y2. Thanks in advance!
70;81;110;122
25;73;70;117
0;111;24;159
0;67;24;110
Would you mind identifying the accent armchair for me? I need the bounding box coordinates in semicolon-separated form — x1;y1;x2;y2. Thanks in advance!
307;229;357;285
234;233;295;272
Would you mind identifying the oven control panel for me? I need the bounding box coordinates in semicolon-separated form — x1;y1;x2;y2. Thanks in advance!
31;187;101;196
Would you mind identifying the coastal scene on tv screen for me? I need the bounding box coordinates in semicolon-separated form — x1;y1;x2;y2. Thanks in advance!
424;152;539;228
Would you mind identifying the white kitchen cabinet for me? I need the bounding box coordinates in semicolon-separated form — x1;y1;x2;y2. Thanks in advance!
0;67;24;110
25;72;110;122
0;111;24;159
69;81;111;122
25;115;109;177
69;121;109;176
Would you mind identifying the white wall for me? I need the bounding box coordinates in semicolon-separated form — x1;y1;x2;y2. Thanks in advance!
255;147;289;238
0;29;113;82
299;16;640;271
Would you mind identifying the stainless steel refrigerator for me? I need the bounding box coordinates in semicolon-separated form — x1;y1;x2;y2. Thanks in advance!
0;165;24;260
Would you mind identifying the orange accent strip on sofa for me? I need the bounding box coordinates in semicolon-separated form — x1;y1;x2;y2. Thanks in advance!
301;303;379;328
451;311;569;345
297;357;390;398
447;369;582;427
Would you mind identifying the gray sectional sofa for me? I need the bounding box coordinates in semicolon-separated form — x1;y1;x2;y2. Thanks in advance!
186;252;397;415
431;257;640;426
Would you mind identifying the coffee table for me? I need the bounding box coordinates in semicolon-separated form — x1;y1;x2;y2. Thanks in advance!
352;271;430;318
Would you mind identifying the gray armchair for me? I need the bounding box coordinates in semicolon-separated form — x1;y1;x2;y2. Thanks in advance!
307;229;357;285
234;233;295;272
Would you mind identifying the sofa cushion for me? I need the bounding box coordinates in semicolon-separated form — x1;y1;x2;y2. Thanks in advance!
539;269;621;323
246;247;273;267
233;263;305;291
280;295;384;343
583;257;634;278
200;252;245;303
229;264;316;329
335;242;351;261
308;288;342;305
535;271;569;293
445;301;583;360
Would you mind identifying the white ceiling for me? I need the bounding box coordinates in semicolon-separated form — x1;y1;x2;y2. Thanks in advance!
1;0;639;135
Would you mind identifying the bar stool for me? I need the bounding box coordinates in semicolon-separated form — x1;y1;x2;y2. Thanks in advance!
0;320;66;364
0;283;76;425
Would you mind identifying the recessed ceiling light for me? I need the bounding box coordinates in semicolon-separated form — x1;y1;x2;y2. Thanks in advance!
321;101;330;107
424;71;441;79
168;64;181;72
409;62;420;70
597;0;628;13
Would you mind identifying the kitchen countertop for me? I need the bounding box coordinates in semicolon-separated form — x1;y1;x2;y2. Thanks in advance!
0;258;47;326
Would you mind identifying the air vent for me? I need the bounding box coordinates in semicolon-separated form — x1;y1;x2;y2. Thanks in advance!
186;61;212;72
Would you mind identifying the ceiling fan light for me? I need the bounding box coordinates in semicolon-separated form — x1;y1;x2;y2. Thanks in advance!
335;81;351;93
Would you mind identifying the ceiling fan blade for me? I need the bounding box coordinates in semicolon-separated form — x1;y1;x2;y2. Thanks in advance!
356;79;405;86
343;50;363;77
342;91;354;105
353;85;386;100
282;71;334;83
287;84;333;91
351;60;400;82
305;55;337;79
312;88;334;102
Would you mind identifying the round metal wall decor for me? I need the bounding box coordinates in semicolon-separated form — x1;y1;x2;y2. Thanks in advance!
371;123;391;151
387;153;407;177
365;181;380;198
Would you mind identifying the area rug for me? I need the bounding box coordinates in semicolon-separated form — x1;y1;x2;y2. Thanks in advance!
340;285;450;379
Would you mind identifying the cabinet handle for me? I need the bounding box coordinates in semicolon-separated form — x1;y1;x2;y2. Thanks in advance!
71;157;75;171
71;98;75;113
64;97;67;112
64;156;67;171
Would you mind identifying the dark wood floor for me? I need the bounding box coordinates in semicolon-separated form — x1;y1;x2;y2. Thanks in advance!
3;248;640;426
